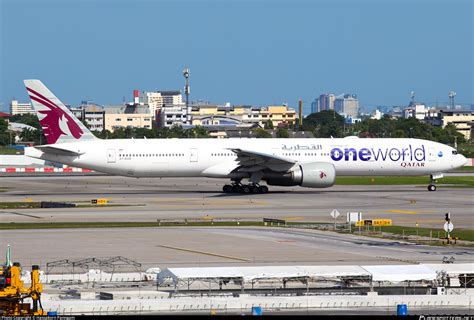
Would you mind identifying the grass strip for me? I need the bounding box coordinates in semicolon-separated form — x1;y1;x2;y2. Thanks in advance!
356;225;474;242
0;202;136;209
336;176;474;187
0;147;23;155
0;202;42;209
451;166;474;172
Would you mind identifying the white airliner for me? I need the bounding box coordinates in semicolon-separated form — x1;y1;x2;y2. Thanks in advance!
24;80;467;193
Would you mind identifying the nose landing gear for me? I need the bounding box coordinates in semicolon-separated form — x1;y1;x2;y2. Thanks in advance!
428;174;441;191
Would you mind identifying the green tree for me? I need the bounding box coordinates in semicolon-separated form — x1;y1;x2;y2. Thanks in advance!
264;120;274;130
10;114;41;130
443;123;466;145
134;127;156;138
9;114;46;144
276;127;289;138
303;110;344;138
124;127;134;139
393;129;406;138
191;126;210;138
167;125;188;138
0;118;11;145
352;115;468;146
253;128;272;138
19;128;41;143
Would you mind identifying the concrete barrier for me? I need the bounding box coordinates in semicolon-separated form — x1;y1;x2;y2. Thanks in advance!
41;293;473;315
0;167;93;173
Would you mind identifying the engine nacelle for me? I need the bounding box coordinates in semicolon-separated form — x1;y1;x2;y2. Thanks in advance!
263;162;336;188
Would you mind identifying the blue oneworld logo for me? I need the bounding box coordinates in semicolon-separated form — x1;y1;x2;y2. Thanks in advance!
438;151;443;157
330;145;426;162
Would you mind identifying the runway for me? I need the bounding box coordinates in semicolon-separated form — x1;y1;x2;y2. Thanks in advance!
3;226;473;270
0;176;473;228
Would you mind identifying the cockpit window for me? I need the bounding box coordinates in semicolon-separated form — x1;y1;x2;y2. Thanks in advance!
452;150;458;155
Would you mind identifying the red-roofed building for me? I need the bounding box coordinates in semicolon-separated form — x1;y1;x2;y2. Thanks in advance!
0;112;12;124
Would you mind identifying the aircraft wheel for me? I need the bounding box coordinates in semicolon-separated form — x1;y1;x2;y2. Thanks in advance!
242;185;251;194
258;185;269;194
233;185;243;193
223;185;233;193
428;184;437;191
251;185;259;194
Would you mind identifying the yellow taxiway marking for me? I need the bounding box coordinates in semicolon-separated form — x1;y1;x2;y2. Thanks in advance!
382;210;438;215
158;245;251;262
282;216;304;221
387;210;418;214
394;218;445;223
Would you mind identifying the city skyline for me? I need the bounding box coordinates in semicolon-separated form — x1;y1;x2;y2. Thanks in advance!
1;0;472;113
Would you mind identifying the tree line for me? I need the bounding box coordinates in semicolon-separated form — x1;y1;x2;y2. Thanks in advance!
302;110;467;145
2;111;471;157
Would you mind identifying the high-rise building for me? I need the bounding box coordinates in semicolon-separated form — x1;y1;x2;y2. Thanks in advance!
10;100;35;115
142;91;183;117
315;94;336;112
334;94;359;118
310;99;318;114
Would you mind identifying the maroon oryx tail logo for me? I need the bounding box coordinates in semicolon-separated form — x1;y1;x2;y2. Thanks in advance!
320;171;327;179
27;87;83;144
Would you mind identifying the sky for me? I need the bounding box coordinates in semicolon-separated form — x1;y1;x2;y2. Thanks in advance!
0;0;472;114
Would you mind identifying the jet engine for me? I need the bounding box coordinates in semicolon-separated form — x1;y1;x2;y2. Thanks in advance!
263;162;336;188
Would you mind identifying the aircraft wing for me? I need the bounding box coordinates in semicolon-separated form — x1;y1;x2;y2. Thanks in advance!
229;148;296;173
35;145;84;156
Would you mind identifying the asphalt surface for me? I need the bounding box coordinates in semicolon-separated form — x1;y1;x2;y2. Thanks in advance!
2;226;473;270
1;175;472;270
1;176;472;228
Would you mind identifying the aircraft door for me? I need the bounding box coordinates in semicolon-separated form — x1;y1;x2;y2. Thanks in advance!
107;149;116;163
428;148;436;162
189;148;198;162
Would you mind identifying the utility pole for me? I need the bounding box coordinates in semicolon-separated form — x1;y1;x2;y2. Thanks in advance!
298;99;303;129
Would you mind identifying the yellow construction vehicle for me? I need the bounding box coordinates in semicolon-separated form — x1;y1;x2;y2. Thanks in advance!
0;263;46;315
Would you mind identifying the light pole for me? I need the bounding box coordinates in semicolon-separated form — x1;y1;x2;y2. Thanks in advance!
183;68;190;124
449;91;456;109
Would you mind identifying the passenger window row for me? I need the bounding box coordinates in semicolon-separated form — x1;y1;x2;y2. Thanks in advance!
119;153;185;157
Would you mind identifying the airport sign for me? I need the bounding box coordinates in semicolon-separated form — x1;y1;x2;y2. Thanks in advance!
347;212;363;224
444;222;454;233
330;209;340;219
91;198;108;205
356;219;392;227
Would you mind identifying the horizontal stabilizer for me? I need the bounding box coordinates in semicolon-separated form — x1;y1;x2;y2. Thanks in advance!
35;145;84;156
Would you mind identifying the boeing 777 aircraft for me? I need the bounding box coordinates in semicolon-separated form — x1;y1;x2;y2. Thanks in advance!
24;80;467;193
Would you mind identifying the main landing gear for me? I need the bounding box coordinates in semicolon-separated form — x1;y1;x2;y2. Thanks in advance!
222;183;269;194
428;174;437;192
